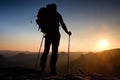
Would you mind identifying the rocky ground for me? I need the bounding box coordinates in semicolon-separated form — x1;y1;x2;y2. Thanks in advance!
0;67;120;80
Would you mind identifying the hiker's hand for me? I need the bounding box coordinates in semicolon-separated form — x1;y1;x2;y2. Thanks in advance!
68;31;72;36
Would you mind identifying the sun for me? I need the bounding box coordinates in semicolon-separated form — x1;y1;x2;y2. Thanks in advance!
100;40;108;47
96;39;109;51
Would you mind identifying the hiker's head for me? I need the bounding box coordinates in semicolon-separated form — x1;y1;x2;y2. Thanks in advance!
46;3;57;12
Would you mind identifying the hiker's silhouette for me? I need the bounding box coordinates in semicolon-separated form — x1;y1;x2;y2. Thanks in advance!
39;3;71;75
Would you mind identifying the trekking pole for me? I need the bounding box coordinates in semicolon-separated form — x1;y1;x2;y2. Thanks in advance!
67;35;70;74
35;34;45;69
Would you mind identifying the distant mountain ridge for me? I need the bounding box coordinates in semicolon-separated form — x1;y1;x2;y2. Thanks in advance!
0;48;120;76
0;50;35;57
1;48;120;56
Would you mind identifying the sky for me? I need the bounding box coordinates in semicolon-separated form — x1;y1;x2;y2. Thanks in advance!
0;0;120;52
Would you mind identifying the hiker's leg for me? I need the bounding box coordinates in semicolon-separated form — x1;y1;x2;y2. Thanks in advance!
50;34;60;73
40;36;51;72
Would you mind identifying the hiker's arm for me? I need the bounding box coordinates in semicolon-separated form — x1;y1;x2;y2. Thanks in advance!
58;14;71;35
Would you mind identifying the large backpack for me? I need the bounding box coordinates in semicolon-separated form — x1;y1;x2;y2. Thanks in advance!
36;7;47;33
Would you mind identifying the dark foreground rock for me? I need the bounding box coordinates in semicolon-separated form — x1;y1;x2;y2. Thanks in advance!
0;67;120;80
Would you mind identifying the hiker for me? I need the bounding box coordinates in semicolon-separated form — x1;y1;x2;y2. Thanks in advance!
39;3;72;75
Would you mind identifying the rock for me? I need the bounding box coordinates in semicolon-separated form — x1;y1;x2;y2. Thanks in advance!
0;67;120;80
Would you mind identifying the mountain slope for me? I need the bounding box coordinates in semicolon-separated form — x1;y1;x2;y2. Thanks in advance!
69;48;120;76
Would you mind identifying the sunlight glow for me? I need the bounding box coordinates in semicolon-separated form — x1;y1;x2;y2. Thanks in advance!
100;40;108;48
96;39;109;51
